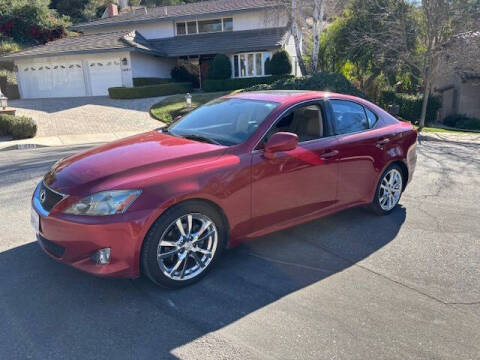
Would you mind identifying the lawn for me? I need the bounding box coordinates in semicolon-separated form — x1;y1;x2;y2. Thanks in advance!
150;91;239;125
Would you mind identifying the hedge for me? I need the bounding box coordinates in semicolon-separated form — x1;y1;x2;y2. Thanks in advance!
245;72;366;99
108;82;193;99
207;54;232;80
443;114;480;130
0;114;37;139
269;50;292;76
203;75;293;92
132;77;171;87
378;91;441;124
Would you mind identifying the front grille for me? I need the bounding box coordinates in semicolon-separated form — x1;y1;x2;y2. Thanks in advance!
37;235;65;258
39;182;65;212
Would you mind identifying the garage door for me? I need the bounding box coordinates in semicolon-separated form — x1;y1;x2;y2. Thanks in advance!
88;59;123;96
19;62;86;99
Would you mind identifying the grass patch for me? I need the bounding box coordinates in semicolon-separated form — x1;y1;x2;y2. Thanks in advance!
150;90;240;125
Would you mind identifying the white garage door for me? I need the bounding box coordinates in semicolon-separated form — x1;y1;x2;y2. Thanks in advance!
19;62;86;99
88;59;123;96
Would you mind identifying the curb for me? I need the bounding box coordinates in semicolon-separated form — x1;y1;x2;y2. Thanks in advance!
418;134;480;146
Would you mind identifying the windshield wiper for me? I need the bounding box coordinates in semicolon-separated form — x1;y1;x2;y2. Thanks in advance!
181;134;222;145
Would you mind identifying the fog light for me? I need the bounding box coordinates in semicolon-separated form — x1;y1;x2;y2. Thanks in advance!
91;248;111;265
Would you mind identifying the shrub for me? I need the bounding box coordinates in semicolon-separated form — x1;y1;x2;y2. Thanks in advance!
378;91;441;124
245;72;366;98
443;114;480;130
0;114;37;139
207;54;232;80
203;75;293;92
108;82;193;99
269;50;292;76
132;77;170;87
170;66;199;87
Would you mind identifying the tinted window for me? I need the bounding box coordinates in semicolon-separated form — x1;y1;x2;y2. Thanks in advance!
169;98;278;146
264;104;325;144
198;19;222;33
365;107;378;128
330;100;369;135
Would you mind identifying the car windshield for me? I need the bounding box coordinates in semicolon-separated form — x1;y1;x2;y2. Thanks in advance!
168;98;279;146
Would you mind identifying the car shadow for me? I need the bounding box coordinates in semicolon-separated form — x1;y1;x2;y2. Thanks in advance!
0;205;406;359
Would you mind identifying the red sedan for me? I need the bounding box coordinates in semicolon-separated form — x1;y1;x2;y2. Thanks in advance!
31;91;417;287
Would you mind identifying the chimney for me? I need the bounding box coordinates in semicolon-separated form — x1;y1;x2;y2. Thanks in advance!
105;3;119;17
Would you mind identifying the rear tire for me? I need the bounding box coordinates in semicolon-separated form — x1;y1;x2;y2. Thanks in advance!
141;201;226;288
371;164;404;216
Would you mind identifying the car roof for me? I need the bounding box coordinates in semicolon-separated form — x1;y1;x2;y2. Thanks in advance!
227;90;364;105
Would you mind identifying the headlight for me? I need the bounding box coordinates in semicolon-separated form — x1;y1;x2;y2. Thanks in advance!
64;190;142;216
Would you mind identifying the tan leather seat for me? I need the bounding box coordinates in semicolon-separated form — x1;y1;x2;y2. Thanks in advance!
293;107;323;142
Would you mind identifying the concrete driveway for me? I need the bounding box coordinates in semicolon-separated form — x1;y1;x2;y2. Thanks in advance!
0;139;478;359
9;96;165;137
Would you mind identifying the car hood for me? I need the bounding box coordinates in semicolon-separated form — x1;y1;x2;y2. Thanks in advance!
44;131;227;195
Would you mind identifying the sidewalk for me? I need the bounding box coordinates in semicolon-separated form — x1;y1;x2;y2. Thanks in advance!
0;131;147;151
419;131;480;145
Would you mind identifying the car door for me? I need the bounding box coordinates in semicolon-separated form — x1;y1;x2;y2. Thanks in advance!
250;101;339;233
326;99;388;205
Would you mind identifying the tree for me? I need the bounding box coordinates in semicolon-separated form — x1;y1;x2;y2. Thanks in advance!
270;50;292;75
207;54;231;80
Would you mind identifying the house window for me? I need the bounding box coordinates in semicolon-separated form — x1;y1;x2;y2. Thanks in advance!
239;54;247;77
198;19;222;33
223;18;233;31
176;17;233;35
187;21;197;34
231;52;272;78
255;53;262;76
176;22;186;35
233;55;239;77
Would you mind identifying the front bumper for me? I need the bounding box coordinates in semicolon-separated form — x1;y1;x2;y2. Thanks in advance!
32;183;152;278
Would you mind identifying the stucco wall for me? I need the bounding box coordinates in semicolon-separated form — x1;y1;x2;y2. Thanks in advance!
458;81;480;119
130;52;176;78
233;9;287;31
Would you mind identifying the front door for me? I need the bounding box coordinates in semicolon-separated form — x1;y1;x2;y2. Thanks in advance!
251;102;339;233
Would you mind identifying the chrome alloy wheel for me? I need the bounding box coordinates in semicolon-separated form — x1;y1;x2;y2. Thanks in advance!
379;168;403;211
156;213;218;281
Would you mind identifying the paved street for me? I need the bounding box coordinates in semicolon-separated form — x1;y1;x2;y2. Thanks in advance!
0;139;478;359
9;96;165;137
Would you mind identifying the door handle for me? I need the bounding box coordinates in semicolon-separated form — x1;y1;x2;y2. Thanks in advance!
320;149;339;159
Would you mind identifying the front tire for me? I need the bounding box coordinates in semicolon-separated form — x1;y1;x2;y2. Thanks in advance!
371;164;404;216
141;201;226;288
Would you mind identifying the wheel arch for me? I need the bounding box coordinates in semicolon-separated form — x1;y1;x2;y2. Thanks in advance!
389;160;409;191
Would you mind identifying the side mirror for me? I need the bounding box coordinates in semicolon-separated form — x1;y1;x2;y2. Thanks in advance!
264;132;298;160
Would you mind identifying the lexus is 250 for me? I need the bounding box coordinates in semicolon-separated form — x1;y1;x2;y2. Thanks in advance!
31;91;417;287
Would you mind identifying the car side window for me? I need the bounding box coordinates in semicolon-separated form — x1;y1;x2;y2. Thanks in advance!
365;107;378;128
330;100;369;135
263;104;326;145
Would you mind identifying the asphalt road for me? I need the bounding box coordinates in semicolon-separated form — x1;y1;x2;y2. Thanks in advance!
0;139;478;359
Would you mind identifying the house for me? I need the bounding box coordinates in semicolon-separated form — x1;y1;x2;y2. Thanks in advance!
1;0;299;99
432;31;480;121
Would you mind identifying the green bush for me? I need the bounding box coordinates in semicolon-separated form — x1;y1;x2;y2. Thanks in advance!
0;114;37;139
245;72;366;98
203;75;293;92
378;91;441;124
132;77;171;87
170;66;199;87
269;50;292;76
443;114;480;130
108;82;193;99
207;54;232;80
